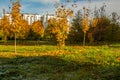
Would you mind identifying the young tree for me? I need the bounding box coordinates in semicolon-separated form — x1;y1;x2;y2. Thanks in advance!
46;4;73;47
10;0;29;53
82;7;90;46
11;0;21;32
47;17;70;47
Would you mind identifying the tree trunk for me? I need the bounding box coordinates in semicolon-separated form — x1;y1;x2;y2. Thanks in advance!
88;32;94;44
83;32;86;46
15;33;16;53
2;34;7;43
57;39;65;47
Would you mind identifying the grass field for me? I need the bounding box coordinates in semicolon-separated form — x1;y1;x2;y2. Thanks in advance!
0;43;120;80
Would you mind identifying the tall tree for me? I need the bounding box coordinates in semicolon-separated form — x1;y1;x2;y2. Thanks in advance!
10;0;29;53
11;0;21;33
82;7;90;46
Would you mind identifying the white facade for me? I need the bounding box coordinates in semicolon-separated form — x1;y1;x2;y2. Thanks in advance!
42;14;55;28
1;13;12;23
2;13;55;27
1;13;71;28
22;13;42;25
3;13;42;25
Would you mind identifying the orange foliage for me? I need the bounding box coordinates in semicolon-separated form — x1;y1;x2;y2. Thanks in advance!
56;8;73;18
92;17;98;27
0;15;11;41
31;21;44;37
87;17;98;44
47;18;69;47
47;4;73;47
82;16;89;46
82;17;90;33
11;1;21;20
10;0;29;39
14;19;29;38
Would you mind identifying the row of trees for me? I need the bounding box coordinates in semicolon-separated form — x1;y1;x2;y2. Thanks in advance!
0;0;44;42
0;0;74;47
0;0;120;47
69;6;120;45
45;4;120;46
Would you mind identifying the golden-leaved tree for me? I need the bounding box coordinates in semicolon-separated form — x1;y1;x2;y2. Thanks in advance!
88;4;106;44
92;17;99;28
88;16;98;44
47;5;73;47
10;0;29;53
0;9;11;42
12;18;29;39
82;7;90;46
10;0;29;39
31;20;44;38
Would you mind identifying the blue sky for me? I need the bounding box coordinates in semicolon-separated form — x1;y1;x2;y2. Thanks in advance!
0;0;120;17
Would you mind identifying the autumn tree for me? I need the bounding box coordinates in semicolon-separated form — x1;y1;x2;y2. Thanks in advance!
47;18;69;46
92;4;108;42
46;3;73;47
30;20;44;40
69;3;120;45
10;0;30;40
89;8;120;43
88;15;98;44
12;18;29;39
11;0;21;34
82;7;90;46
10;0;29;53
0;9;11;42
69;1;91;45
86;4;106;44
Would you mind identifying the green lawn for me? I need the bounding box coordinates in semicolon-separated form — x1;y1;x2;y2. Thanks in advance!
0;44;120;80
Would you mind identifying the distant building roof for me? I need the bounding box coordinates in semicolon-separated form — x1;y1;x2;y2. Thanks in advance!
22;13;41;15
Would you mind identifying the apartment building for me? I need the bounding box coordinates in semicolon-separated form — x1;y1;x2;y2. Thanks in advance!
1;13;56;28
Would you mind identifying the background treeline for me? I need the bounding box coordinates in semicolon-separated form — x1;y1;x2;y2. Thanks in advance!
45;5;120;45
0;1;120;46
69;10;120;44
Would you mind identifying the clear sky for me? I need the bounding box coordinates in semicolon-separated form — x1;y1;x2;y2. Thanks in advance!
0;0;120;17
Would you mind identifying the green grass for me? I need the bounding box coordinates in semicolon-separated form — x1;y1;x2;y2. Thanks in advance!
0;44;120;80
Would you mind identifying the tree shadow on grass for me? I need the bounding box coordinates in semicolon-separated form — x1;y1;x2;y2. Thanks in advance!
0;55;120;80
